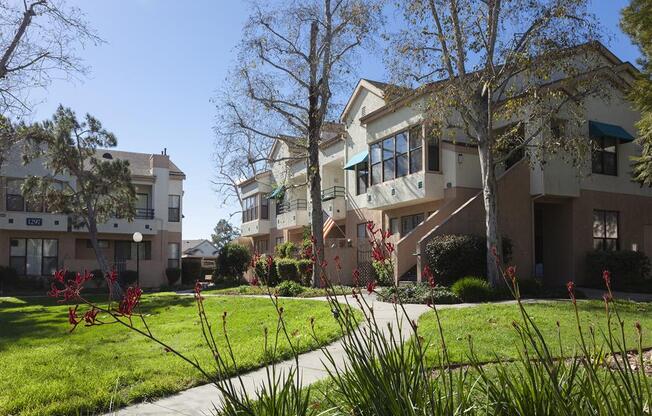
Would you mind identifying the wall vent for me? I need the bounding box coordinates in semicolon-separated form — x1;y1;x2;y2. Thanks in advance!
417;181;423;189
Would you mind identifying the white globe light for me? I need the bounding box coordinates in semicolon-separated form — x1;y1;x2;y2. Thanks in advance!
132;232;143;243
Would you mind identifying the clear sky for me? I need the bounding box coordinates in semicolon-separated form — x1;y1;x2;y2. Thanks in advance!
29;0;641;240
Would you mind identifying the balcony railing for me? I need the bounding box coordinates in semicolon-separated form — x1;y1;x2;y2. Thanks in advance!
135;208;155;220
321;186;345;201
277;199;307;214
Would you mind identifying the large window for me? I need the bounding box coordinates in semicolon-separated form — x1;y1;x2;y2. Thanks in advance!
254;239;269;254
168;195;181;222
389;218;400;236
114;240;152;260
401;213;424;235
425;126;439;172
357;223;368;240
242;195;258;222
593;210;619;251
10;238;58;276
260;196;269;220
6;178;24;211
167;242;180;269
355;163;368;195
592;136;618;176
370;143;382;185
370;125;424;184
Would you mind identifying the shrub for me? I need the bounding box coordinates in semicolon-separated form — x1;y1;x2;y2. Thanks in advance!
254;254;279;286
165;267;181;286
372;258;394;286
181;259;202;285
276;280;305;297
276;258;300;283
274;241;297;259
424;234;512;284
451;276;494;302
90;269;105;288
586;250;652;292
119;270;138;286
296;259;312;285
216;243;251;282
0;266;18;291
377;283;459;304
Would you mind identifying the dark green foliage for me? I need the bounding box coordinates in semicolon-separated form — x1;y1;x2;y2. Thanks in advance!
253;254;279;286
0;266;18;291
165;267;181;286
296;259;312;285
90;269;105;288
586;250;652;292
211;219;240;250
377;283;459;304
119;270;138;286
216;243;252;280
424;234;512;284
276;280;305;297
275;241;297;258
181;259;203;284
451;276;494;302
276;258;300;282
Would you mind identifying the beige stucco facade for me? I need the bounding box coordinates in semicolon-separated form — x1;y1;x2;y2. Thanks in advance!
0;148;185;288
238;46;652;287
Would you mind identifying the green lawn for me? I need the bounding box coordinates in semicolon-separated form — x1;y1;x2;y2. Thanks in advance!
419;300;652;364
0;293;347;416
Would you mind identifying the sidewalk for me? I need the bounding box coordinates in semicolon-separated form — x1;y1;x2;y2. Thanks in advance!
107;294;429;415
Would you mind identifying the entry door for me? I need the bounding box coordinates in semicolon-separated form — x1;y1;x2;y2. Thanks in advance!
534;206;544;278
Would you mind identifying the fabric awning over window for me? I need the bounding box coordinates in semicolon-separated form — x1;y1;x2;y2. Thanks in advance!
343;150;369;170
589;120;635;142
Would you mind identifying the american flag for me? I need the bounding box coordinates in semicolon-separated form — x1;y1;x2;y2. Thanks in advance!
323;210;336;237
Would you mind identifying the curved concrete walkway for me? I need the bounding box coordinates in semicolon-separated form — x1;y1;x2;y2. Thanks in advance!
106;294;433;415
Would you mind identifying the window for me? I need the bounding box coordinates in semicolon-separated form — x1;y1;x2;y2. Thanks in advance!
410;126;424;173
355;163;368;195
114;241;152;260
255;239;269;254
261;196;269;220
168;195;181;222
592;136;618;176
275;237;284;247
6;179;24;211
382;137;395;181
389;218;400;236
242;195;258;222
395;132;409;178
425;126;439;172
86;239;110;249
357;223;368;240
593;210;619;251
168;242;180;268
369;143;382;185
401;213;424;235
10;238;58;276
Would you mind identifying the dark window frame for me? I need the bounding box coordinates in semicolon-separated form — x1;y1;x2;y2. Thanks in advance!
369;125;425;185
355;163;368;195
370;142;382;185
6;178;25;212
593;209;619;251
10;238;58;276
400;213;425;235
592;136;618;176
168;195;181;222
167;242;180;269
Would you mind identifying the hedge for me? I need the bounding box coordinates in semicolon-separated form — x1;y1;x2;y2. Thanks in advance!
182;259;203;285
296;259;313;285
276;258;300;283
254;254;279;286
215;243;251;282
424;234;512;284
165;267;181;286
451;276;494;302
586;250;652;292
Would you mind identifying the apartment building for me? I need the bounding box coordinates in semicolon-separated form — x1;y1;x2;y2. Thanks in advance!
0;147;185;288
238;43;652;286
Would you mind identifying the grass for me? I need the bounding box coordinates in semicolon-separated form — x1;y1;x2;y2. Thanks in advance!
205;284;351;297
0;293;350;416
418;300;652;365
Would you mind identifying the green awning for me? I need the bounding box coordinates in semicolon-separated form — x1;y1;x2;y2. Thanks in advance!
589;120;635;142
268;186;285;199
343;150;368;170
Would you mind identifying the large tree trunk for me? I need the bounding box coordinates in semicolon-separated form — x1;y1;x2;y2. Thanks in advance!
86;204;123;299
308;138;324;287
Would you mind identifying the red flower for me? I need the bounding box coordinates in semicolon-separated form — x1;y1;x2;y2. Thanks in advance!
366;280;377;294
250;277;259;287
68;305;80;332
384;230;392;239
366;221;374;233
53;269;66;283
266;255;274;270
107;268;118;284
334;256;342;271
602;270;611;291
566;281;576;304
118;287;143;316
423;265;436;288
194;281;203;299
352;268;360;286
505;266;517;284
385;242;395;254
84;308;99;325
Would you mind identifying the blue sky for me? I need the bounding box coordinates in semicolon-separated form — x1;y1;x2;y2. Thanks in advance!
29;0;641;240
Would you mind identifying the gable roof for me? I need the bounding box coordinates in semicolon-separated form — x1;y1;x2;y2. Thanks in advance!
340;79;390;122
182;239;219;256
94;149;185;178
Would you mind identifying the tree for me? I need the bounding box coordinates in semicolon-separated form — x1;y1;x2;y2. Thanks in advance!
211;219;240;251
0;0;100;172
622;0;652;186
215;0;381;285
20;105;136;295
390;0;608;285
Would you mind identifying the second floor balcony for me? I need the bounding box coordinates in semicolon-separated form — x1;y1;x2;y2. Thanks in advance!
321;186;346;221
276;199;308;230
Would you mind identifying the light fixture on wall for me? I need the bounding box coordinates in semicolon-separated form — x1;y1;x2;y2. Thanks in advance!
457;153;464;165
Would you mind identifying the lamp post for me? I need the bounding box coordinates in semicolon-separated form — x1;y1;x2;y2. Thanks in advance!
132;232;143;287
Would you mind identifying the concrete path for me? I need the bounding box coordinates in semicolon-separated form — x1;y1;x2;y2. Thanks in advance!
106;294;433;416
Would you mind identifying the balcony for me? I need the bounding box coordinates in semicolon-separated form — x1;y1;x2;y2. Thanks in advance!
366;172;445;210
135;208;155;220
276;199;308;229
241;218;271;237
321;186;346;221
